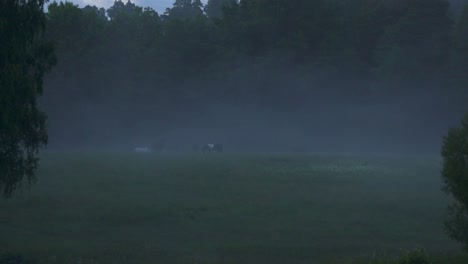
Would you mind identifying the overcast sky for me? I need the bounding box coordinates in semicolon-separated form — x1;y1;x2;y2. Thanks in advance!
52;0;207;13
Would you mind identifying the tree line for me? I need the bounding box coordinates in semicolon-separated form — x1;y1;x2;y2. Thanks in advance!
44;0;468;111
1;0;468;252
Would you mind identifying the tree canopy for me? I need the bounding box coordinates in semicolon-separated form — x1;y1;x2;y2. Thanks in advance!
442;113;468;250
41;0;468;149
0;0;56;197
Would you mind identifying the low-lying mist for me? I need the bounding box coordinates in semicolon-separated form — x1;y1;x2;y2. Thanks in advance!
42;65;463;156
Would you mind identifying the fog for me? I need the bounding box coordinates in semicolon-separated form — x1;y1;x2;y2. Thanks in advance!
40;0;468;156
43;72;464;156
4;2;468;262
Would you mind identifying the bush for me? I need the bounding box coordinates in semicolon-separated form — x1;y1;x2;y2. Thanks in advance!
0;253;30;264
397;249;432;264
441;113;468;250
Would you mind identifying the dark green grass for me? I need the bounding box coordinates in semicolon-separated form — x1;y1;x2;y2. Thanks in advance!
0;153;466;263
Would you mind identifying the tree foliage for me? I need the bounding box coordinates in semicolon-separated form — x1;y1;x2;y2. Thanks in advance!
40;0;468;148
44;0;464;100
205;0;237;18
163;0;204;20
0;0;56;197
442;113;468;250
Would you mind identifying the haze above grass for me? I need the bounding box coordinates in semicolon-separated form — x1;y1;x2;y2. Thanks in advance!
0;153;464;263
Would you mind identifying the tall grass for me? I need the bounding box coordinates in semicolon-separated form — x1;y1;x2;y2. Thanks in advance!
0;152;465;263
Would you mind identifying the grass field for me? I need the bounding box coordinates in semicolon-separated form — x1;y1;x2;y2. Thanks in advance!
0;152;466;263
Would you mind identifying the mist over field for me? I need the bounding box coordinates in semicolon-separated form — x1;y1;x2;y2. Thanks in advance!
44;98;464;155
2;0;468;263
0;153;464;263
40;0;468;155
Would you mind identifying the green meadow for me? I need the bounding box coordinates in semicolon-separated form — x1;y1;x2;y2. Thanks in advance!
0;152;466;263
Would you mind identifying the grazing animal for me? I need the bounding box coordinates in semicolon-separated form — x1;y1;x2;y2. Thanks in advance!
201;143;223;152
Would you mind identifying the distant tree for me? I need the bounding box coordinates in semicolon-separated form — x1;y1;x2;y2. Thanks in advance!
451;4;468;103
204;0;237;18
46;1;107;102
47;2;106;53
448;0;468;19
164;0;204;20
159;14;218;80
0;0;56;197
453;4;468;63
441;113;468;250
36;0;468;150
343;0;390;70
221;0;340;57
82;5;106;20
373;0;452;94
107;0;142;20
104;1;161;90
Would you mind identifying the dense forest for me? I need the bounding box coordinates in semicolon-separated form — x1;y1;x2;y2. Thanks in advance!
43;0;468;153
